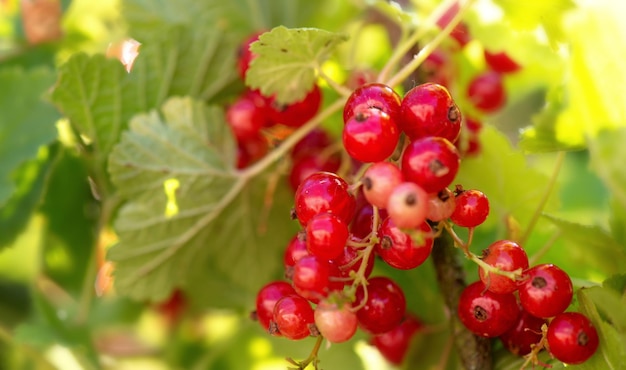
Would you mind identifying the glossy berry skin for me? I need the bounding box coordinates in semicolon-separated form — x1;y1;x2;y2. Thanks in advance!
334;244;375;282
226;94;270;142
272;295;316;340
377;218;433;270
287;152;341;192
314;301;358;343
268;84;322;127
547;312;599;364
479;240;528;294
294;172;356;226
518;264;573;319
457;281;520;337
426;188;456;222
467;70;506;113
362;162;404;209
371;314;423;365
499;308;547;356
343;108;400;163
484;50;521;74
283;234;309;269
306;213;349;260
401;136;461;193
292;255;333;303
386;182;429;229
255;281;297;333
450;189;490;228
343;82;402;124
354;276;406;335
399;83;462;143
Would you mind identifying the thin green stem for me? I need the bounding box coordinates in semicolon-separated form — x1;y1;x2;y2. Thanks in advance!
519;151;565;246
318;68;352;97
288;335;324;369
385;0;476;88
528;229;562;265
377;0;460;84
241;98;345;180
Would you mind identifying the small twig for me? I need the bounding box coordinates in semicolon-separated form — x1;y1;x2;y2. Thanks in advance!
287;335;325;369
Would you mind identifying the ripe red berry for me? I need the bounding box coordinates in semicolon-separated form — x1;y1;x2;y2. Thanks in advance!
386;182;429;229
499;307;547;356
314;300;358;343
484;50;521;74
268;85;322;127
306;213;349;260
377;218;434;270
287;152;341;192
226;93;270;142
362;162;403;209
370;314;423;365
343;82;402;124
354;276;406;334
547;312;599;364
236;133;268;169
467;70;506;113
334;244;375;282
272;295;316;340
399;83;462;143
342;108;400;163
294;172;356;226
292;255;333;303
450;188;490;228
435;1;471;47
457;281;520;337
401;136;460;193
518;264;573;318
283;233;309;269
237;32;262;79
255;281;297;333
478;240;529;294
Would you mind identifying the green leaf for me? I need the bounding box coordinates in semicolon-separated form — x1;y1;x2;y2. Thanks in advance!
0;67;58;207
603;274;626;296
108;97;297;305
543;214;626;276
455;126;557;232
50;24;240;174
577;289;626;370
609;198;626;246
588;128;626;212
581;286;626;332
246;26;348;104
493;0;574;44
0;144;56;249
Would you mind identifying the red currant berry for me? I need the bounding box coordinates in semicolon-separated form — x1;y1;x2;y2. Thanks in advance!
236;133;268;169
386;182;429;229
478;240;528;294
362;162;404;209
499;308;547;356
467;70;506;113
484;50;521;74
343;83;402;124
268;84;322;127
450;188;490;228
399;83;462;143
370;314;423;365
294;172;356;226
518;264;573;318
420;48;451;88
377;218;434;270
457;281;520;337
291;128;333;160
426;188;456;222
334;245;375;282
283;233;309;269
547;312;599;364
343;108;400;163
237;32;262;80
292;255;334;303
272;295;316;340
255;281;297;332
401;137;460;193
465;117;483;133
306;213;349;260
156;289;186;325
314;300;358;343
354;276;406;335
226;94;270;142
436;2;471;47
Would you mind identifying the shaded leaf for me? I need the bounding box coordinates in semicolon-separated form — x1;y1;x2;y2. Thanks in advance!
246;26;348;104
0;67;58;206
588;128;626;213
603;274;626;296
609;198;626;246
581;286;626;332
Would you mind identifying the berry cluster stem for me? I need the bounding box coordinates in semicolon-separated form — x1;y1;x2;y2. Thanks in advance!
287;335;325;370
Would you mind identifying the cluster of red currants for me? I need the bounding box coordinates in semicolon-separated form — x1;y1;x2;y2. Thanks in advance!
461;239;599;365
227;32;323;169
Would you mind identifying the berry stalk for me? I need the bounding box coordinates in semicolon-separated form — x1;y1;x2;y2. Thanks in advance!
430;232;493;370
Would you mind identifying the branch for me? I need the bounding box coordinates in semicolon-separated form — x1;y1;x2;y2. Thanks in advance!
430;232;492;370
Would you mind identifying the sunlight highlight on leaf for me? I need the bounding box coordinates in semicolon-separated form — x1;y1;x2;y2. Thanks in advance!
163;178;179;218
